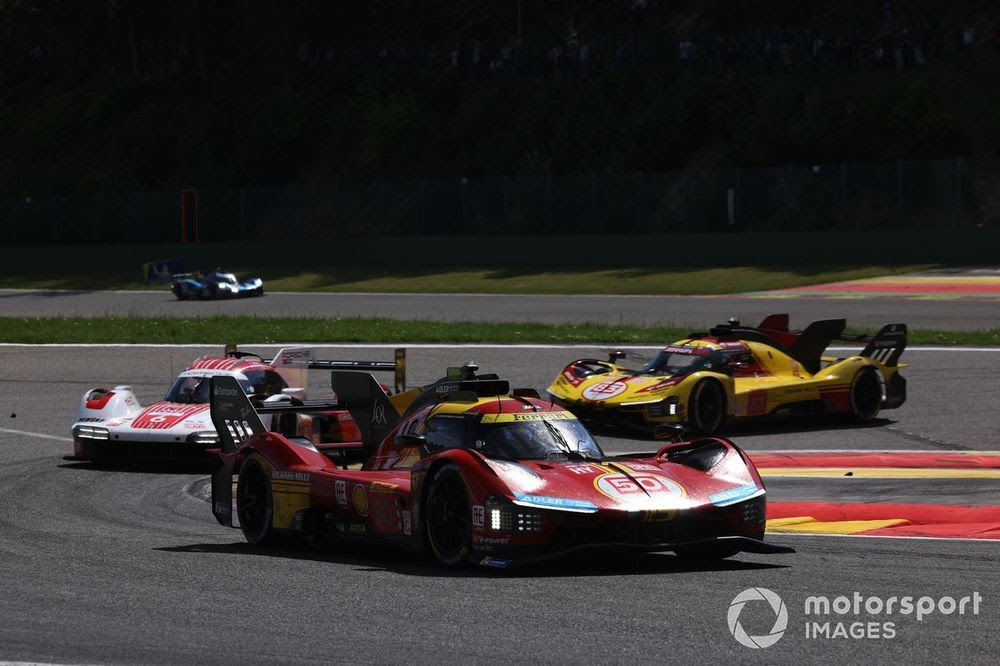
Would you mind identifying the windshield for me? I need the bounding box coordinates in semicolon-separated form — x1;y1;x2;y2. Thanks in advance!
164;375;252;404
475;416;604;461
641;346;719;375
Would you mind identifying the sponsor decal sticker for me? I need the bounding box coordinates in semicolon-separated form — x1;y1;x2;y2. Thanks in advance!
472;505;485;527
582;381;628;401
474;534;511;546
622;463;660;472
479;411;576;424
402;510;412;535
131;402;209;429
479;557;512;569
710;483;762;507
567;464;599;475
272;470;311;482
371;400;387;425
352;484;368;517
335;479;347;505
594;473;685;502
512;492;597;512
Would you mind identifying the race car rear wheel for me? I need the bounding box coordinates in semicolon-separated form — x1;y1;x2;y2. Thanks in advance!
687;379;726;435
849;368;882;421
424;464;472;567
236;456;277;545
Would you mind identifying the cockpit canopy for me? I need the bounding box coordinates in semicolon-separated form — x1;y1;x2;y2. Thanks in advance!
164;369;287;404
420;411;604;461
641;345;728;375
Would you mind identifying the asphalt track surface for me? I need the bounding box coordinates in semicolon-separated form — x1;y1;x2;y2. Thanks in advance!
2;288;1000;330
0;345;997;664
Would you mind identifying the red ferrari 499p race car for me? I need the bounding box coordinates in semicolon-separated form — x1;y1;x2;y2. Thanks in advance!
208;365;792;567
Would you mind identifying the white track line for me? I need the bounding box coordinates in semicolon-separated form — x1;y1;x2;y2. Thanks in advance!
0;427;71;442
768;531;1000;544
746;449;999;454
0;343;997;351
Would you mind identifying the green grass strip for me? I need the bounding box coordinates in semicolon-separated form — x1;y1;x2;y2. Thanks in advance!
0;316;997;346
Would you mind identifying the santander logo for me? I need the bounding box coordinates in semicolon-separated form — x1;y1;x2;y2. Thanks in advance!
131;402;209;429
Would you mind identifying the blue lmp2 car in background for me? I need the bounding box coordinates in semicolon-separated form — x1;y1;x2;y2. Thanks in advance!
171;270;264;300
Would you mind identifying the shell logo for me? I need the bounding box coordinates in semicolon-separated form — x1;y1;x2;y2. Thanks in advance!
352;484;368;517
582;381;628;401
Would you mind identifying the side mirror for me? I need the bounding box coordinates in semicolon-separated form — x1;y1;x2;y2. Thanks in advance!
608;350;626;363
653;423;687;442
395;433;427;447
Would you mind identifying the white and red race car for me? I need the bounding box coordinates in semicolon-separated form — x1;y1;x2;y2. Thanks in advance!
71;346;405;462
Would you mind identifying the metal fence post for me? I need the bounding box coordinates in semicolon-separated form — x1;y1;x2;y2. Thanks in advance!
546;171;553;232
954;157;961;226
896;159;903;227
239;186;246;241
840;162;847;228
635;172;643;233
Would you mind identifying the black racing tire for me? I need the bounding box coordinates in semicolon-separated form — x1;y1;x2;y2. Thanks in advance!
673;542;740;561
236;456;277;545
424;464;473;567
687;379;727;436
849;368;882;421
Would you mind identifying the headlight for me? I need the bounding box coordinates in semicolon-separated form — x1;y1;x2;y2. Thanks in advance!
742;498;765;525
485;496;544;534
648;396;679;418
73;425;110;440
187;432;220;447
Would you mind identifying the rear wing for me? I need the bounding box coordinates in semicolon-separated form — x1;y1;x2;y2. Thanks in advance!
330;371;404;457
331;365;510;455
142;259;184;285
208;375;344;526
702;314;908;375
224;345;406;394
855;323;907;367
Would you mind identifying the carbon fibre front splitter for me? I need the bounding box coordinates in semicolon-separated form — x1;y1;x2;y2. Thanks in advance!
473;535;796;568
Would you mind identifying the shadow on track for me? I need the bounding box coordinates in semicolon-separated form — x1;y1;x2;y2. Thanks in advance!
591;415;898;445
155;540;789;579
60;459;215;475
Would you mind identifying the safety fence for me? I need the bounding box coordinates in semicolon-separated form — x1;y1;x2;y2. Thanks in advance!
2;157;995;245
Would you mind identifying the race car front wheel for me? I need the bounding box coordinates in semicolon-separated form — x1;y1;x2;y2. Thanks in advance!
687;379;726;436
424;464;472;567
237;456;277;545
849;368;882;421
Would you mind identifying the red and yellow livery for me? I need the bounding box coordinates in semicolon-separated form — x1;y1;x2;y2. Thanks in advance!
547;315;907;435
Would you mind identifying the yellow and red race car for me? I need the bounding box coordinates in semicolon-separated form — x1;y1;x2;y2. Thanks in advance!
547;314;906;435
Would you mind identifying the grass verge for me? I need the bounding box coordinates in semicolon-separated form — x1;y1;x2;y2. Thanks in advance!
0;316;996;346
3;229;997;294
